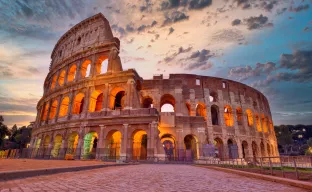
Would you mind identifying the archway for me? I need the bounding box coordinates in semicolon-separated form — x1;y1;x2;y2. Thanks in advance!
211;105;219;125
43;135;50;157
109;87;126;110
255;114;262;132
80;60;91;78
184;134;198;161
89;90;103;112
252;141;259;160
83;132;98;159
224;105;234;126
242;141;248;158
51;135;62;158
161;134;176;160
185;102;191;116
41;103;49;121
95;56;108;74
72;93;85;114
214;138;224;159
58;70;66;86
50;75;57;90
142;97;153;108
196;103;206;119
34;138;41;157
67;64;76;82
236;107;243;125
132;130;147;160
227;139;238;159
67;132;78;155
246;109;254;127
267;143;271;156
209;91;218;102
106;130;122;160
49;100;58;119
262;115;268;133
59;97;69;117
160;94;175;112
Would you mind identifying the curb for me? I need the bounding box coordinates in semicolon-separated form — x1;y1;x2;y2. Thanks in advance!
195;165;312;190
0;163;136;181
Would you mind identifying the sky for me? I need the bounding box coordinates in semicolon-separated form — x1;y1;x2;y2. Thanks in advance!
0;0;311;128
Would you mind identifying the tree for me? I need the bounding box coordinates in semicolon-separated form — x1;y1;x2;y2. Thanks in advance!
275;125;293;154
0;116;10;147
307;138;312;148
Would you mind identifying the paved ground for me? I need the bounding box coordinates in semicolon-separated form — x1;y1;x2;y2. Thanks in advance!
0;159;111;172
0;164;307;192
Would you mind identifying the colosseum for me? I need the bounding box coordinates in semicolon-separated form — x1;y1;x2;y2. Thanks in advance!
30;13;279;161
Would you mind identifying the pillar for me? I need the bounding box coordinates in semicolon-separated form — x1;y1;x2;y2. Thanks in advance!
175;88;183;116
124;79;134;109
96;125;105;159
176;129;184;160
121;124;128;160
54;96;62;122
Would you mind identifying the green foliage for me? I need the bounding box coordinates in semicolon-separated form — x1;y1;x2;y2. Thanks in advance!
0;116;10;147
274;125;293;146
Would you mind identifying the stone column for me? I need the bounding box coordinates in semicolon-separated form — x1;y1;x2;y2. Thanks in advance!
125;79;134;109
96;125;105;159
176;129;184;160
175;88;183;116
197;127;206;159
121;124;128;160
67;92;75;117
45;100;53;124
82;87;91;117
236;139;244;159
189;89;196;116
75;126;85;159
64;65;70;85
54;96;63;122
102;83;110;111
59;138;68;159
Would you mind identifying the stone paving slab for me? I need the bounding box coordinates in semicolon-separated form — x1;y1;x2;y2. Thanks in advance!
0;164;307;192
0;159;111;172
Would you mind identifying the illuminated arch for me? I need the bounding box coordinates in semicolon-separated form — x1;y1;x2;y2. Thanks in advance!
67;64;76;82
83;132;98;159
246;109;254;127
49;100;58;119
132;129;147;160
95;56;108;74
58;70;66;86
224;105;234;126
196;103;206;119
41;103;50;121
89;90;103;112
255;113;262;132
262;114;268;133
67;132;79;155
80;59;91;78
72;93;85;114
51;134;62;158
106;130;122;159
109;87;126;110
160;94;175;112
214;137;224;159
58;97;69;117
236;107;243;125
50;75;57;90
184;134;199;160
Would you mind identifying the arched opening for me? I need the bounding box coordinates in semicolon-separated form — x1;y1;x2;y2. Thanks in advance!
58;97;69;117
242;141;248;158
252;141;259;160
142;97;153;108
184;134;198;161
132;130;147;160
196;103;206;119
41;103;50;121
214;138;224;159
51;135;62;158
160;94;175;112
72;93;85;114
109;87;126;110
236;107;243;125
228;139;238;159
211;105;219;125
267;143;271;156
269;119;274;133
260;142;265;157
67;65;76;82
67;132;78;155
224;105;234;126
246;109;254;127
106;130;122;160
89;90;103;112
255;114;262;132
50;75;57;90
271;144;274;156
209;91;218;102
49;100;58;120
185;102;191;116
80;60;91;78
83;132;98;159
95;56;108;74
43;135;50;157
262;114;268;133
161;134;176;160
58;70;66;86
34;138;41;157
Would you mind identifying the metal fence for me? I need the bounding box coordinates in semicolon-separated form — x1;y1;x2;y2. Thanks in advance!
1;148;311;181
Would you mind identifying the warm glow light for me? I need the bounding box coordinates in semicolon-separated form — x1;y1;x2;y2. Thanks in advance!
161;104;174;112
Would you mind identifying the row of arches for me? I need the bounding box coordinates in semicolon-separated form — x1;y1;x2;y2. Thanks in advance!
49;57;109;90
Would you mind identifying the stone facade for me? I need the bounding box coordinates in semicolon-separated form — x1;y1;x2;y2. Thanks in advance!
30;13;279;161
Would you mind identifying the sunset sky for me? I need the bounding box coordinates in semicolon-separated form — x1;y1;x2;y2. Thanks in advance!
0;0;311;128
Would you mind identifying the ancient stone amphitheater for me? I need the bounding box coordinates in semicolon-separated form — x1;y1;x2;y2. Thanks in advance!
30;13;279;161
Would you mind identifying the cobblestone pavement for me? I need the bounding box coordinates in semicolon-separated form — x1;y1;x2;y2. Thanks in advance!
0;164;307;192
0;159;110;172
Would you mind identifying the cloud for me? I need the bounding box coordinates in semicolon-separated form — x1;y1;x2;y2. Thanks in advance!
111;24;126;36
184;49;214;70
229;62;276;81
160;0;186;10
234;0;251;9
163;11;189;26
231;19;241;26
260;1;277;12
160;46;193;63
168;27;175;35
189;0;212;10
160;0;212;10
245;14;270;30
289;4;310;12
